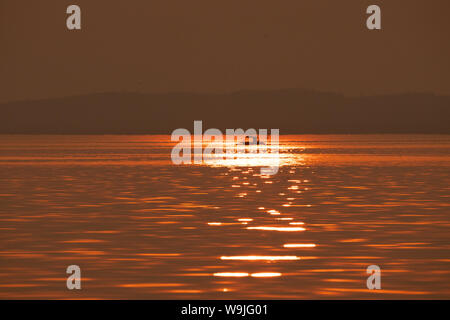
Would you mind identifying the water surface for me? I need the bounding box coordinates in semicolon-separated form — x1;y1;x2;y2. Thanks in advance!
0;134;449;299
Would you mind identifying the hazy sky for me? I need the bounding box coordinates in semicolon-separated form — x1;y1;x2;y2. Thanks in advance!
1;0;450;103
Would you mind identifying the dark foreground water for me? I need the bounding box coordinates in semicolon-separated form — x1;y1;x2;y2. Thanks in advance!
0;135;449;299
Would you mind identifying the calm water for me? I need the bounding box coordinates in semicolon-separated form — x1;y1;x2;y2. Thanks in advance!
0;135;449;299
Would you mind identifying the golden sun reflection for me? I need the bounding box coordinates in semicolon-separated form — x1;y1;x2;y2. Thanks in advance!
118;283;185;288
251;272;282;278
220;255;300;261
247;226;306;232
283;244;317;248
200;141;302;169
213;272;249;277
213;272;282;278
204;153;284;168
4;135;450;300
207;222;223;226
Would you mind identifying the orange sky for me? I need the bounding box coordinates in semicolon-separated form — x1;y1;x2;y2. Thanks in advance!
1;0;450;103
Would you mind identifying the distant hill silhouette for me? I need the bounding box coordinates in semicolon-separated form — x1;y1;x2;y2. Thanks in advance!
0;90;449;134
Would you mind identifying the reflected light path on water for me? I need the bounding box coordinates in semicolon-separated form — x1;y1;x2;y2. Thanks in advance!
0;134;449;299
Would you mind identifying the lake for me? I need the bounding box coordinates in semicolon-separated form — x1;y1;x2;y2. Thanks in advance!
0;134;449;299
